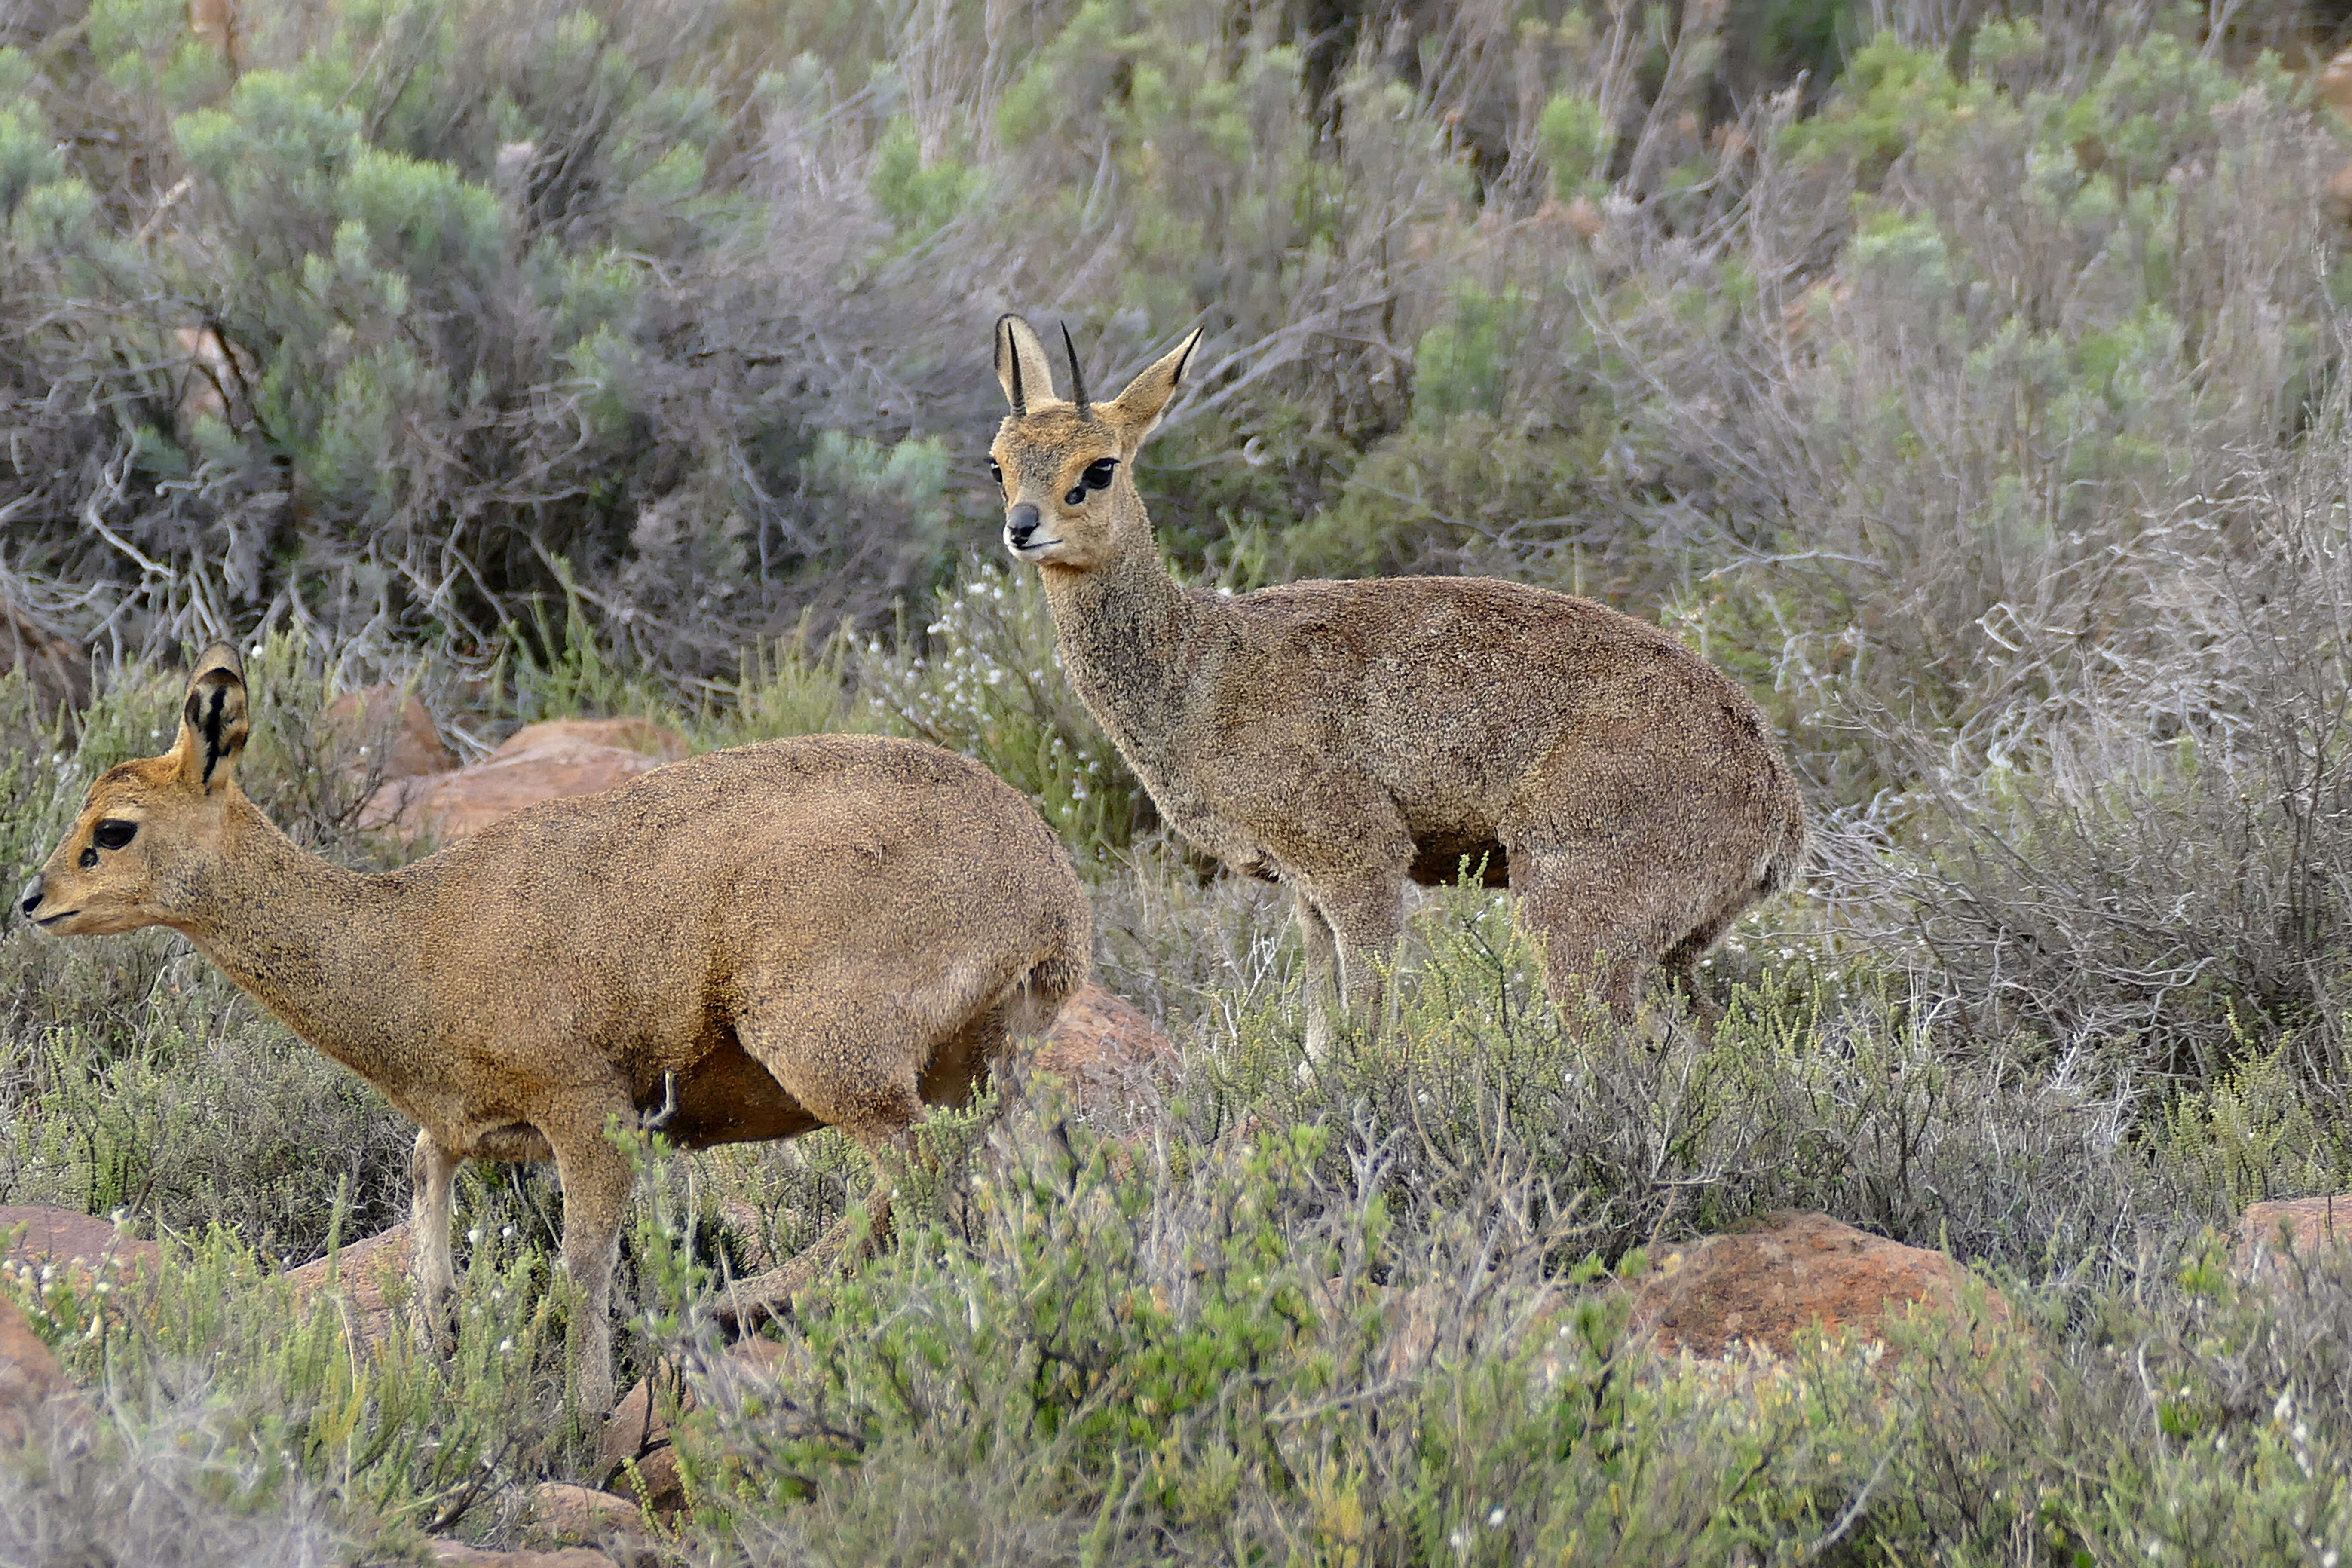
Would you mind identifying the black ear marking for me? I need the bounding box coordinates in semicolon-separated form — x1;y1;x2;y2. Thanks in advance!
1171;328;1200;388
187;682;231;784
998;314;1029;418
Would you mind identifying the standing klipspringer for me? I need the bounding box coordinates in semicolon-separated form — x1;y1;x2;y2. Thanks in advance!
986;315;1805;1047
20;646;1091;1412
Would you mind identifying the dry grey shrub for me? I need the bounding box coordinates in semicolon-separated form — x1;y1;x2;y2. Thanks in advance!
0;1406;341;1568
1868;401;2352;1085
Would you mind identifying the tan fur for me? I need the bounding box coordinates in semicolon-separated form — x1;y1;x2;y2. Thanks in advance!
988;316;1804;1048
19;647;1090;1411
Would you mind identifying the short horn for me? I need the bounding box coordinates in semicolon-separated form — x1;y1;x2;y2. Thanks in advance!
1061;323;1089;419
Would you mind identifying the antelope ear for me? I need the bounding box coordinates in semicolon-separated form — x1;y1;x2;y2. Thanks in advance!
994;314;1062;415
1103;327;1203;448
172;643;250;791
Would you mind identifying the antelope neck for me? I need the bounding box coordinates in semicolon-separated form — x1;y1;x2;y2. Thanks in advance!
172;799;435;1088
1037;520;1234;771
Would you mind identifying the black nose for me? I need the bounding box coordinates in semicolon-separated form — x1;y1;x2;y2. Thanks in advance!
18;874;42;919
1006;502;1040;545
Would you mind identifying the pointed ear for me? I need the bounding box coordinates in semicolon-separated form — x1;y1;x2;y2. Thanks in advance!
994;315;1062;415
172;643;250;791
1103;327;1204;448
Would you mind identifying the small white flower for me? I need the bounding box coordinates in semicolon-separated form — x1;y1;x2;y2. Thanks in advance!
1487;1507;1505;1528
497;1337;515;1354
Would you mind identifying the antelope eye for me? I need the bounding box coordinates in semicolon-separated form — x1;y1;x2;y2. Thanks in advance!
92;819;138;852
987;459;1003;484
1083;458;1118;490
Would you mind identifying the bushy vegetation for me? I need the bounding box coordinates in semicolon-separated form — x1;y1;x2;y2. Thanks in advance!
12;0;2352;1559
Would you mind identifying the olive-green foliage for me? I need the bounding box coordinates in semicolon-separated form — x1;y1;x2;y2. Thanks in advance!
679;1087;2352;1565
14;4;2352;1553
5;658;2352;1557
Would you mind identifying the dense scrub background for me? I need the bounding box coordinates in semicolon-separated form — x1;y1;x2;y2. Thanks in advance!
16;0;2352;1081
16;0;2352;1560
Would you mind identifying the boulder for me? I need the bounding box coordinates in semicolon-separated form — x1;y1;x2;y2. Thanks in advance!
284;1223;413;1350
324;683;455;785
427;1544;615;1568
0;1295;83;1448
1631;1211;2001;1362
2321;46;2352;125
364;717;687;843
0;599;89;723
1031;982;1180;1114
0;1205;161;1292
2330;159;2352;230
2236;1194;2352;1282
187;0;237;62
523;1482;652;1565
599;1337;791;1514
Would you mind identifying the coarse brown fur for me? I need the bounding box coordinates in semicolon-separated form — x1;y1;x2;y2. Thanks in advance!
988;315;1804;1048
18;647;1091;1411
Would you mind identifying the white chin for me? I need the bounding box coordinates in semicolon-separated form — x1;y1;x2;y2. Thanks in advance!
1005;537;1066;563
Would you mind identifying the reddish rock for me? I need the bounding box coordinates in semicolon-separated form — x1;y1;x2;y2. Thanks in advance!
1632;1211;2000;1361
284;1223;413;1350
504;717;689;764
599;1337;791;1513
0;599;89;721
2329;159;2352;229
524;1482;652;1565
2321;46;2352;124
0;1205;161;1292
2237;1194;2352;1281
428;1543;615;1567
0;1295;82;1448
324;683;455;784
1031;982;1180;1113
364;717;687;843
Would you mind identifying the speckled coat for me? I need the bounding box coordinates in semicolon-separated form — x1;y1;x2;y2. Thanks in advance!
20;648;1091;1411
987;316;1804;1046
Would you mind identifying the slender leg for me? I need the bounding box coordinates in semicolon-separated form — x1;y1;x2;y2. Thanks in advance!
1661;930;1728;1040
714;1001;927;1332
1295;868;1406;1051
409;1130;460;1315
1295;894;1341;1058
1513;842;1690;1029
551;1128;637;1415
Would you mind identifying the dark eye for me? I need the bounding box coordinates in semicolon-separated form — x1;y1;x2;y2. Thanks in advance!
988;459;1003;485
92;819;138;851
1083;458;1118;490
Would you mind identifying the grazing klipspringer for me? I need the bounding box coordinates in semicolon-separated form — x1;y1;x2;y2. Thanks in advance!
18;646;1091;1411
987;315;1804;1047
